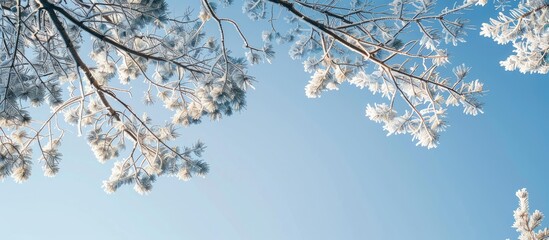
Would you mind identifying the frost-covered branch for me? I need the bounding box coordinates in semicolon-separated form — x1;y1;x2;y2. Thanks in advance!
0;0;254;194
511;188;549;240
1;0;533;194
235;0;485;148
480;0;548;74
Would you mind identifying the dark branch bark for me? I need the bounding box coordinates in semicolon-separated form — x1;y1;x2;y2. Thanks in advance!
42;0;203;74
267;0;462;95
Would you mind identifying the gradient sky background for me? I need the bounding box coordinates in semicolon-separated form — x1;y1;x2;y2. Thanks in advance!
2;1;549;240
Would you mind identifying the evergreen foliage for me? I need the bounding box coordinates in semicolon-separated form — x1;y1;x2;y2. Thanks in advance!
0;0;545;193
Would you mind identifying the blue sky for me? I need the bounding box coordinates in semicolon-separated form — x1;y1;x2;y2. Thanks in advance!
2;1;549;240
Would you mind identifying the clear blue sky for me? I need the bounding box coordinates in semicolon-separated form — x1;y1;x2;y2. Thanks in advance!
2;1;548;240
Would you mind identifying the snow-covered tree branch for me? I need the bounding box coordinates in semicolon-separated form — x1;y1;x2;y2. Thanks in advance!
0;0;254;193
480;0;548;74
511;188;549;240
1;0;543;194
231;0;486;148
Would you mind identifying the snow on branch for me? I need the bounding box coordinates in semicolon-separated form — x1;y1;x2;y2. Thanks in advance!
239;0;485;148
481;0;548;74
511;188;549;240
0;0;254;193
